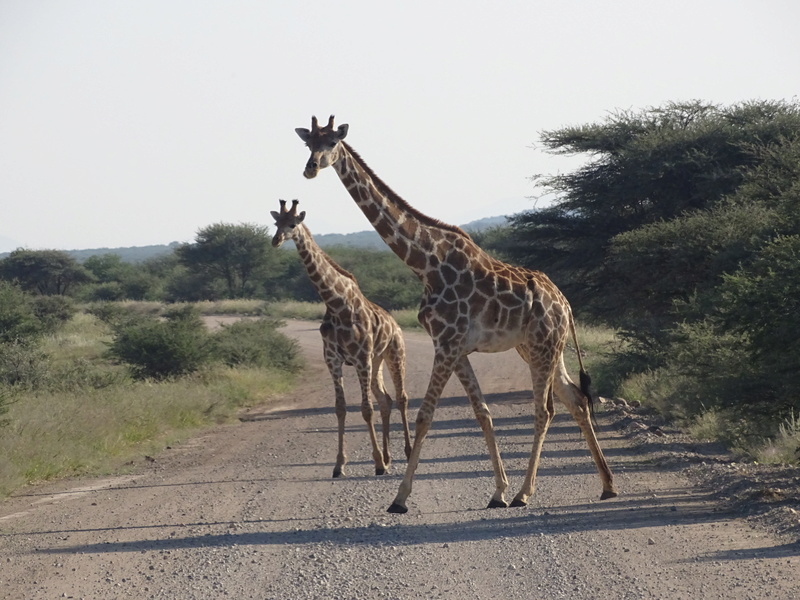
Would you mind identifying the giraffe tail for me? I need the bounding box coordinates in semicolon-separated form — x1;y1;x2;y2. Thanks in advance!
571;312;599;430
579;368;599;429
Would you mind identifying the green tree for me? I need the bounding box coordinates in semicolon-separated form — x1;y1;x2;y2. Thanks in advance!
506;100;800;317
0;282;42;342
0;249;94;296
326;246;422;310
175;223;275;299
504;99;800;436
81;253;161;301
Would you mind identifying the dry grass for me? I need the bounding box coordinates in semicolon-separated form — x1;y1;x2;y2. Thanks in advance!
0;307;299;498
0;365;293;497
390;309;422;329
753;412;800;465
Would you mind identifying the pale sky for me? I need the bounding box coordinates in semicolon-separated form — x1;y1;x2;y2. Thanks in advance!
1;1;798;253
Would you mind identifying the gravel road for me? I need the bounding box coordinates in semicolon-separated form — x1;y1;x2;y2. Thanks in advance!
1;319;798;599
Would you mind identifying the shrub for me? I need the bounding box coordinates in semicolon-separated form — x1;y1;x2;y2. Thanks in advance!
0;282;43;342
753;412;800;465
85;302;132;326
82;282;127;302
0;340;49;388
211;318;303;372
108;306;212;380
31;294;76;333
0;388;12;428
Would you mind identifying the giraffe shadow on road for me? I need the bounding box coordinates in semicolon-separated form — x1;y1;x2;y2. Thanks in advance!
37;485;798;561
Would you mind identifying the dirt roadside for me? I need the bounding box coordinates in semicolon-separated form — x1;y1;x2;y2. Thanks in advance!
0;319;798;599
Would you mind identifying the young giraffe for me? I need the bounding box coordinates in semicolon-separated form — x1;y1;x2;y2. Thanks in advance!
296;116;618;513
271;199;412;477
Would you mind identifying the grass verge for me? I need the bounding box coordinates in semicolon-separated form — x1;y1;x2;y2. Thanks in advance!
0;365;294;498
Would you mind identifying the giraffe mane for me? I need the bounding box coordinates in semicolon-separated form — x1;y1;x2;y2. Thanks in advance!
321;251;357;282
341;141;472;241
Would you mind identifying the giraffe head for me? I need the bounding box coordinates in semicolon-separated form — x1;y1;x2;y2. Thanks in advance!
270;199;306;248
295;115;349;179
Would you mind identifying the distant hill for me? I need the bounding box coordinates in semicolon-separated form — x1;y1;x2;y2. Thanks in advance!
460;215;508;232
287;215;509;252
0;242;182;263
0;215;511;262
66;242;183;263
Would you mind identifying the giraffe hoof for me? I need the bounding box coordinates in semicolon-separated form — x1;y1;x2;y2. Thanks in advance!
387;502;408;514
332;468;344;478
600;489;619;500
375;467;387;476
510;498;528;507
487;499;508;509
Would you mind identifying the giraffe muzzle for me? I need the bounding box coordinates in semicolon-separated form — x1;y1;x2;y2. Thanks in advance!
303;159;319;179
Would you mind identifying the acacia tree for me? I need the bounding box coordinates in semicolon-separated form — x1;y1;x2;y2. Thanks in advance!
175;223;275;299
502;99;800;427
0;249;94;296
504;99;800;322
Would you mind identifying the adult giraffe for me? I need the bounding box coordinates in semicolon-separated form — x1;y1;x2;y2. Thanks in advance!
271;199;412;478
295;116;618;513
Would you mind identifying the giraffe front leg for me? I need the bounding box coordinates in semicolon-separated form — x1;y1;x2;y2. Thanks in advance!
388;352;457;514
454;356;509;509
329;364;348;478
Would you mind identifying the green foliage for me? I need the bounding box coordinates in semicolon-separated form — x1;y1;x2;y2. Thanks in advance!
81;253;162;301
507;99;800;315
0;282;75;344
510;99;800;449
211;318;303;372
468;225;515;262
108;306;212;380
0;340;49;388
325;246;422;310
0;249;94;295
717;235;800;408
176;222;277;299
31;294;76;333
0;307;300;497
753;412;800;465
0;388;13;428
0;282;43;342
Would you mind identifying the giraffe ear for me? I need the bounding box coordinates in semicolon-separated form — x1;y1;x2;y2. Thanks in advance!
295;128;311;143
270;211;280;221
335;124;349;140
298;211;306;222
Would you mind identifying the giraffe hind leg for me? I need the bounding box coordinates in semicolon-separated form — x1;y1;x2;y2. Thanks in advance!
356;362;390;476
371;357;394;471
554;360;618;499
384;337;412;460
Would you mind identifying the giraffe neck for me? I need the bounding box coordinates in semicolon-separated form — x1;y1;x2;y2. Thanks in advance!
334;142;472;278
291;224;358;307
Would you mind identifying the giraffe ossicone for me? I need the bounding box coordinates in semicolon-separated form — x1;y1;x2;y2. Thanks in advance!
271;198;412;477
296;116;618;513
